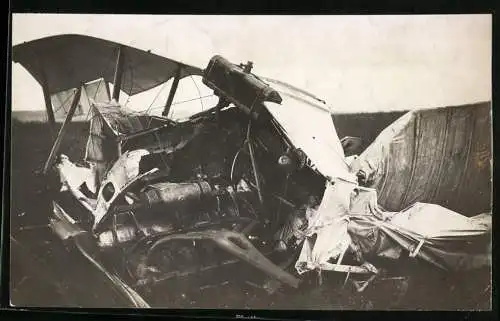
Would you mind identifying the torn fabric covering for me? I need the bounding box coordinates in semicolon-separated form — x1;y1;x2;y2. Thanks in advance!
83;78;111;104
350;103;492;215
85;101;145;184
79;79;112;121
51;78;111;122
89;101;145;137
295;179;357;274
84;100;203;186
294;104;492;275
263;88;357;183
262;86;364;274
54;155;97;212
294;170;491;274
347;188;492;272
56;154;96;194
262;85;362;274
390;203;492;240
51;88;86;121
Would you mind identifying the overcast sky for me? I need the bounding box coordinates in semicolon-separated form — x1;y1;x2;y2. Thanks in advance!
11;14;492;113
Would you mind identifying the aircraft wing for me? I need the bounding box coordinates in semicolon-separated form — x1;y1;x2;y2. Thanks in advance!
12;34;203;96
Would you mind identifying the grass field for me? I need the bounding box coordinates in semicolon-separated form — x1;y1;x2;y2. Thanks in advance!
8;107;491;310
10;119;89;227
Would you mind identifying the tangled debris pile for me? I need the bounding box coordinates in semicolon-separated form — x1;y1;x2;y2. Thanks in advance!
278;103;492;294
11;34;492;308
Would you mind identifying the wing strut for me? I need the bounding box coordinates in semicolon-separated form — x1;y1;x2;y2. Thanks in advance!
112;46;125;102
43;86;83;174
162;64;182;117
40;64;56;135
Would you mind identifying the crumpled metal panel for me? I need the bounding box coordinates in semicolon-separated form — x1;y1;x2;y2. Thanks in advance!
264;90;357;184
93;149;153;229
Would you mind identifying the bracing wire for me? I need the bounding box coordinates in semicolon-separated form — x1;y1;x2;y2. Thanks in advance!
82;48;118;167
76;43;216;181
144;81;170;129
189;75;205;113
130;95;216;116
92;78;103;101
84;48;117;122
52;90;76;115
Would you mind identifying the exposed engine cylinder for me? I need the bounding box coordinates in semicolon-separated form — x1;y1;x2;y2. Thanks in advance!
98;226;137;248
140;181;217;209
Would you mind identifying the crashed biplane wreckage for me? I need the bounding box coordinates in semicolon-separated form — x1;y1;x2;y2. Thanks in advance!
12;34;492;308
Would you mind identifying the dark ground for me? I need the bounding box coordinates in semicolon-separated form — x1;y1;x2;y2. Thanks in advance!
8;112;492;310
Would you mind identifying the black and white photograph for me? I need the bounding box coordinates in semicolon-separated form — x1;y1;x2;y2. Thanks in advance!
9;14;492;310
